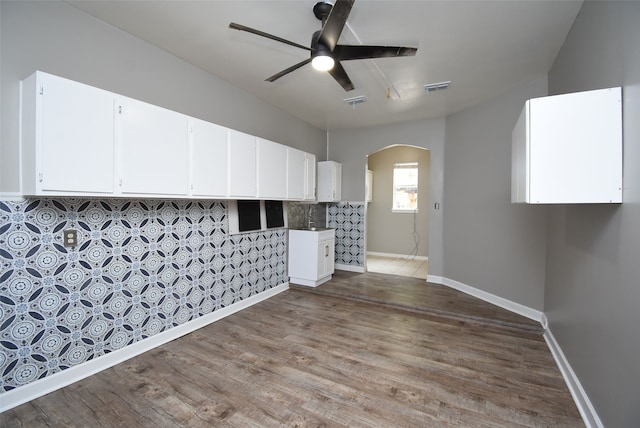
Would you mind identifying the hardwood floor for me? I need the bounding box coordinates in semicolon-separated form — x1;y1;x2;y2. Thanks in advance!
298;271;544;334
3;272;583;427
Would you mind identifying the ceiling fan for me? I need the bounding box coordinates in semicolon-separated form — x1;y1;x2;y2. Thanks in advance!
229;0;417;91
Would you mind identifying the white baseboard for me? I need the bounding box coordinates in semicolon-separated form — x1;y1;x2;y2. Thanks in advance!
0;282;289;413
335;263;365;273
426;274;444;284
367;251;428;261
544;329;604;428
429;276;546;326
427;275;598;427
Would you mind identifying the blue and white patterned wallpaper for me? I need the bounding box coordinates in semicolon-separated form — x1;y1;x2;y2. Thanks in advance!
327;202;365;268
0;198;287;392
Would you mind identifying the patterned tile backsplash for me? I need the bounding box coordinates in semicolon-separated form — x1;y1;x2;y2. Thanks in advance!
327;202;365;268
0;198;287;392
286;202;326;229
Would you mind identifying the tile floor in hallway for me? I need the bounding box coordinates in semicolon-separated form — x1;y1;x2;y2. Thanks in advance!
366;253;428;279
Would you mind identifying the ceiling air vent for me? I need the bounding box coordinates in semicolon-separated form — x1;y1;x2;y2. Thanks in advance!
424;81;451;93
344;95;367;109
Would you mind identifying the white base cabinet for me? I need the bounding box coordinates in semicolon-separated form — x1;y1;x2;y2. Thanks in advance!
288;229;335;287
511;87;622;204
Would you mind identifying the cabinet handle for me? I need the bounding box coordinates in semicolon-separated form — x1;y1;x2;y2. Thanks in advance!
325;245;329;257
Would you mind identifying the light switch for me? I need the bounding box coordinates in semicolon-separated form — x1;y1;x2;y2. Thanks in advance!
63;229;77;248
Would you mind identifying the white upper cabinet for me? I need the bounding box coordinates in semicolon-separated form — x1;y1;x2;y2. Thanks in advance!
20;71;318;201
190;119;228;198
366;169;373;202
512;87;622;204
21;71;115;195
228;129;257;198
117;96;189;196
257;138;287;199
303;153;317;201
287;149;316;201
317;161;342;202
287;147;306;200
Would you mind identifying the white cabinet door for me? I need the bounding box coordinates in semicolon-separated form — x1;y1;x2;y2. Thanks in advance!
288;229;335;287
303;153;316;201
287;148;305;200
512;87;622;204
190;119;228;197
366;170;373;202
228;129;257;198
317;161;342;202
118;97;189;196
317;238;335;278
22;71;115;195
257;138;287;199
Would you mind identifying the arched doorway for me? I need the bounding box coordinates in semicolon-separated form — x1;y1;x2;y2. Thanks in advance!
365;145;430;278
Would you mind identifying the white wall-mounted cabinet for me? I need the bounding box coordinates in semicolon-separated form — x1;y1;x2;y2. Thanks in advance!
20;71;316;201
286;148;306;200
227;130;257;198
117;97;189;196
317;161;342;202
190;119;228;198
288;228;335;287
286;148;316;201
512;87;622;204
366;169;373;202
21;71;115;196
303;153;317;201
257;138;287;199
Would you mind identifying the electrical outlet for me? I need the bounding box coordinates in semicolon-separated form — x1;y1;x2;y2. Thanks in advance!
63;230;77;248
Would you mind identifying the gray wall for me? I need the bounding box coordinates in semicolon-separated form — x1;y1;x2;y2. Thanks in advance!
0;1;326;193
367;145;430;257
443;77;548;311
328;118;445;276
546;2;640;426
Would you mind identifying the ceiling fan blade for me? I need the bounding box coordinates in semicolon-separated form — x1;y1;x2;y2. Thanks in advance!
328;61;355;91
265;58;312;82
317;0;355;51
334;45;418;61
229;22;311;52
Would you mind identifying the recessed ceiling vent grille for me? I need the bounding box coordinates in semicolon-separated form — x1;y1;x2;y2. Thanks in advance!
424;81;451;93
344;95;367;109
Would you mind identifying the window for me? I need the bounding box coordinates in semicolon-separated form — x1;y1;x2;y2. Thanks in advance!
393;162;418;212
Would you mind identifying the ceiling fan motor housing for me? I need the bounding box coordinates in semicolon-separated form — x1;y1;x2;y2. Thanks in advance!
313;2;333;23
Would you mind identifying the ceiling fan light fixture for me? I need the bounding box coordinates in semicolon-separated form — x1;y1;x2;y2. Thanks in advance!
312;53;335;71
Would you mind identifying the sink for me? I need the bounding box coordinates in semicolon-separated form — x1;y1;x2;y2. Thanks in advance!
294;227;328;231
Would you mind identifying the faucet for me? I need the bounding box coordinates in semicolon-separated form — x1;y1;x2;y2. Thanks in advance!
308;205;315;229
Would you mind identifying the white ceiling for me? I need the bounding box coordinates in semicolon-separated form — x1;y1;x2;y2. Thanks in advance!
67;0;582;131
